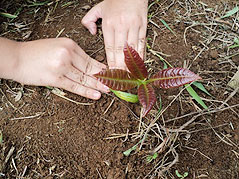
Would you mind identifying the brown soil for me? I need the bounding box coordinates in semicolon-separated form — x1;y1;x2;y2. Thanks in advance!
0;0;239;178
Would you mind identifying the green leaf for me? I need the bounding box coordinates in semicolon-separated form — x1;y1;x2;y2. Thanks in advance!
234;38;239;44
27;0;50;7
138;84;156;117
61;1;75;8
229;38;239;49
151;68;201;89
163;61;168;69
148;0;159;11
192;81;212;96
146;155;153;163
221;6;239;19
183;172;189;177
124;43;148;80
123;139;143;157
0;12;18;19
94;69;140;91
0;130;3;144
229;44;239;49
160;19;177;37
175;170;188;178
185;84;208;109
157;96;162;113
111;89;139;103
146;152;158;163
45;86;53;90
175;170;183;178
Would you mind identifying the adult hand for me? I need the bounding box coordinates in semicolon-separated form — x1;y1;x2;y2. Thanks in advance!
81;0;148;70
1;38;109;100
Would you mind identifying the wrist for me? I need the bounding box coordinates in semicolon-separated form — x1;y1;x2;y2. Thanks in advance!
0;38;21;81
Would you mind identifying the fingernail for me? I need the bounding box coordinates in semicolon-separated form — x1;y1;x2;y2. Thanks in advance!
93;92;101;99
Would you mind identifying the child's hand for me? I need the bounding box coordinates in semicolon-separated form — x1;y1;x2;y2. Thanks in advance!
81;0;148;70
13;38;109;100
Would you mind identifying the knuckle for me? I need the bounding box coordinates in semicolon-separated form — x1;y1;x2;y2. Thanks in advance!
115;46;124;53
51;58;66;70
84;57;93;74
81;17;87;26
120;14;140;25
70;83;83;94
105;45;114;52
57;46;71;58
104;18;114;27
52;49;71;68
62;38;76;48
50;49;73;72
119;16;128;25
79;74;87;86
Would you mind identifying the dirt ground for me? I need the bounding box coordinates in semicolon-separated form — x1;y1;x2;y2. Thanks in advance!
0;0;239;178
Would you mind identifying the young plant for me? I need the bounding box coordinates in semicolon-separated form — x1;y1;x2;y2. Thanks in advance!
94;44;201;117
175;170;189;179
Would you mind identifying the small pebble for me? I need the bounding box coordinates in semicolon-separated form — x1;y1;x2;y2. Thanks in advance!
81;5;91;10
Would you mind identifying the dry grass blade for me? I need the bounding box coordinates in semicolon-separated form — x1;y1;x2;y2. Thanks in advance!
9;112;43;121
103;98;115;115
51;88;92;105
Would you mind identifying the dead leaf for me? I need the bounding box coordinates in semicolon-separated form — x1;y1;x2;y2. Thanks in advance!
228;67;239;91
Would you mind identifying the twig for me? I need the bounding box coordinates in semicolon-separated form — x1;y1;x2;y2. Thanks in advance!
51;89;92;105
0;88;18;111
96;168;103;179
104;132;139;140
184;146;213;162
103;98;115;115
56;28;65;38
219;87;239;109
9;112;43;121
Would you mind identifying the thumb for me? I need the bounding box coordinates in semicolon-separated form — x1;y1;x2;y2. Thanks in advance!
81;3;103;35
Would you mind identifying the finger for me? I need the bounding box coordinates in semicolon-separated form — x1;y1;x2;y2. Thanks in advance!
65;66;109;93
114;29;128;70
81;3;103;35
60;76;102;100
72;48;106;75
127;26;140;53
102;20;115;69
138;26;147;60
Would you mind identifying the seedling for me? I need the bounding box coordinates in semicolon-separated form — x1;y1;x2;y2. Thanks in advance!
175;170;188;179
0;130;3;145
94;44;201;117
123;138;144;157
146;152;158;163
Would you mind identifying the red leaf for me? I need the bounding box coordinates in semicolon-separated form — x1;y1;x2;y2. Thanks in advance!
151;68;202;89
138;84;156;117
94;69;140;91
124;43;148;80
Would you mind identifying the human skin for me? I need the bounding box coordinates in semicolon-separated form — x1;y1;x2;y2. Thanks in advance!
0;37;109;100
81;0;148;70
0;0;148;99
